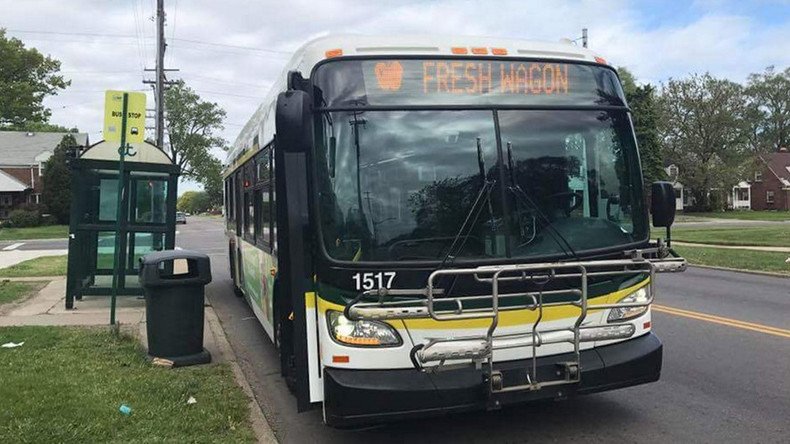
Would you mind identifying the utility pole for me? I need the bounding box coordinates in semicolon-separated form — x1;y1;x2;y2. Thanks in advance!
582;28;588;48
155;0;165;148
143;0;178;149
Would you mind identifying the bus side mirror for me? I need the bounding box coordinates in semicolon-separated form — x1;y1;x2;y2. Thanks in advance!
275;90;313;154
651;181;676;228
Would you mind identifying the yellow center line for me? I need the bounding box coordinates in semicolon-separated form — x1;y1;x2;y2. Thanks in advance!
653;304;790;339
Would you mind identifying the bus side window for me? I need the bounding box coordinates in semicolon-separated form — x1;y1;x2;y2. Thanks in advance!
270;184;276;252
253;188;262;243
244;191;254;239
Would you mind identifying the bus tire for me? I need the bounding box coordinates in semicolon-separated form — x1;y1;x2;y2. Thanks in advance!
228;242;243;297
274;286;297;393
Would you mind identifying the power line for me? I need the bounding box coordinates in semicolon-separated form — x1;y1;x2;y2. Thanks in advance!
6;29;136;38
7;28;292;57
193;89;264;99
169;38;290;55
181;74;269;89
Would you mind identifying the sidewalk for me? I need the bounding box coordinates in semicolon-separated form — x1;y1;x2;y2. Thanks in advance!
673;240;790;253
0;276;277;443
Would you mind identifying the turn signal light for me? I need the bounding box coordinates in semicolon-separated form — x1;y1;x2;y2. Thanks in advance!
594;56;608;65
491;48;508;55
451;47;468;54
471;47;488;55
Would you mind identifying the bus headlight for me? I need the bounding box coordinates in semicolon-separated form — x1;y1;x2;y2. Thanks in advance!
327;311;402;347
607;287;650;322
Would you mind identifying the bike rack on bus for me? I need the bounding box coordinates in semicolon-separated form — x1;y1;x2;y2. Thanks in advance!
345;254;686;394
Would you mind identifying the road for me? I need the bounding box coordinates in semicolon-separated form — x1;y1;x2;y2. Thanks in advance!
177;216;790;443
0;238;67;251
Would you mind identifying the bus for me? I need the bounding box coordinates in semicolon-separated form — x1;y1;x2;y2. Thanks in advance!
223;34;686;427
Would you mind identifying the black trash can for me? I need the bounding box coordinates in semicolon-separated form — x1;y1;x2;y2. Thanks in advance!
138;249;212;366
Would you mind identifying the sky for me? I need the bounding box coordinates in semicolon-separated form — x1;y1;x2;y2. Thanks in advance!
2;0;788;193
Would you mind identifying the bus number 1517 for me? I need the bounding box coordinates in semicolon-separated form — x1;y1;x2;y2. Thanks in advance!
352;272;396;290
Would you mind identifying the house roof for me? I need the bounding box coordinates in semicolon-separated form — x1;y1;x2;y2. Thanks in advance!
0;169;30;192
0;131;89;166
762;151;790;188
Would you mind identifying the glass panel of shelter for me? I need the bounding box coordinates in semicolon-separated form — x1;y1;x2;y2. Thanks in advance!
77;171;170;286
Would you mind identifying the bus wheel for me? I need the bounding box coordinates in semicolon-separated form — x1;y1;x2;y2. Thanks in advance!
228;242;243;297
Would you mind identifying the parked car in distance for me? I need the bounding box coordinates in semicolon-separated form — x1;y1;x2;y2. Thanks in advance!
176;212;187;224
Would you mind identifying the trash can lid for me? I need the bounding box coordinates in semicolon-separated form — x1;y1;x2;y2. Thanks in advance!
139;249;210;265
138;249;212;287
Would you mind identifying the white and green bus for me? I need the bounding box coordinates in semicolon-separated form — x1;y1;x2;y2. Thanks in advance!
223;35;686;427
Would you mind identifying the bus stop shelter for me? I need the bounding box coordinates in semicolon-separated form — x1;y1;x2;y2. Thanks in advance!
66;140;179;309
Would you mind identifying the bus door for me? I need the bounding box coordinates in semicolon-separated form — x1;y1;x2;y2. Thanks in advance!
275;87;319;411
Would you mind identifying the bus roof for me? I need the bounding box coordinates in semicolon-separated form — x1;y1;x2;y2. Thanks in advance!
224;34;606;172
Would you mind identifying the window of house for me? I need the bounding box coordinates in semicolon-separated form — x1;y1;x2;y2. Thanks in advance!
766;190;775;204
755;171;763;182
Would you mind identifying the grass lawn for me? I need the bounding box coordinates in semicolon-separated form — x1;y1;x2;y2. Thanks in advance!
0;225;68;241
671;225;790;247
0;280;47;306
675;246;790;275
681;211;790;222
0;255;68;277
0;326;254;443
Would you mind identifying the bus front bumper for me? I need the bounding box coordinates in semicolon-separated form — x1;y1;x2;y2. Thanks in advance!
323;332;662;427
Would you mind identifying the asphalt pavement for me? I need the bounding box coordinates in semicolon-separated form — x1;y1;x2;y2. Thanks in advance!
178;216;790;443
0;238;67;251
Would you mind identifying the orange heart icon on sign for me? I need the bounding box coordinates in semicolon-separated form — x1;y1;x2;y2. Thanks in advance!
374;61;403;91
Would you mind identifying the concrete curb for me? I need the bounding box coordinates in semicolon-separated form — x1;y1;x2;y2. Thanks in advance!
0;276;64;282
205;306;279;443
689;264;790;278
0;237;68;242
673;241;790;253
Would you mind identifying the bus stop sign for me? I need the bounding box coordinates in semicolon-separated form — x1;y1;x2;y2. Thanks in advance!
103;90;146;143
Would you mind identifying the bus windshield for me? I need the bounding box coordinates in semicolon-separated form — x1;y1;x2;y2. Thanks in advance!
313;59;647;263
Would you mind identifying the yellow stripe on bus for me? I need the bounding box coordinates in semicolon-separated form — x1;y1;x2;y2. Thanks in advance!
309;278;650;330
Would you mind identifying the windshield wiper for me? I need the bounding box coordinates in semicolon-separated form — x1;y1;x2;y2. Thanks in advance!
436;138;497;270
505;142;579;261
508;185;579;261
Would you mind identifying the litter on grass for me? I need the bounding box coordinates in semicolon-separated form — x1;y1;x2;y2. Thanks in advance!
119;404;132;416
152;357;174;368
1;342;24;348
187;396;197;405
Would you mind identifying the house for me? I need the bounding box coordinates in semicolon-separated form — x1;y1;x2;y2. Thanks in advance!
750;148;790;211
665;163;752;211
665;164;690;210
0;131;89;218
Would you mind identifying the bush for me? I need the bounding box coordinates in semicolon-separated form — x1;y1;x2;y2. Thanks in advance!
40;214;58;226
9;209;41;227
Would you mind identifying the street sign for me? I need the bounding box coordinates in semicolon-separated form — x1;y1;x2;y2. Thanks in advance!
103;90;146;143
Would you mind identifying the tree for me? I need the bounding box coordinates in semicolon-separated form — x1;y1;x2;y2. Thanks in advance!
198;157;224;208
617;67;665;192
164;80;227;197
658;73;752;211
12;121;78;133
177;191;212;214
41;135;76;223
745;66;790;152
0;29;69;128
